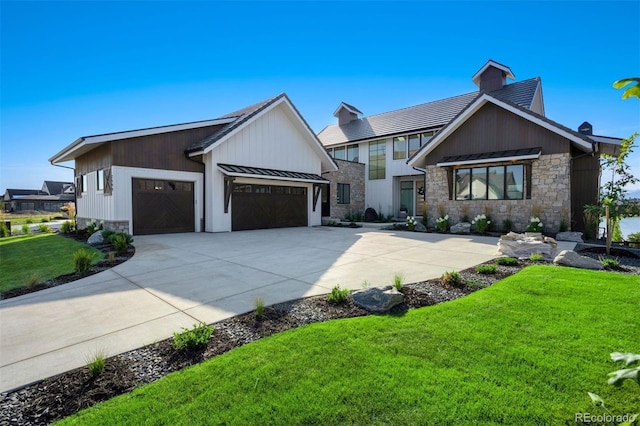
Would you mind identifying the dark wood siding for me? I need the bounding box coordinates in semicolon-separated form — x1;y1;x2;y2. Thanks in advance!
424;103;571;166
111;125;224;172
571;151;600;232
76;143;112;175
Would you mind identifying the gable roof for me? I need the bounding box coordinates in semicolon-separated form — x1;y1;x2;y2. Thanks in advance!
471;59;515;87
4;189;42;199
317;78;540;147
43;181;73;195
333;102;363;117
187;93;338;172
407;92;595;167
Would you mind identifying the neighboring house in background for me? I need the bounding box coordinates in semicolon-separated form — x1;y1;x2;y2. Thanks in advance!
49;94;337;235
3;181;74;212
318;60;621;233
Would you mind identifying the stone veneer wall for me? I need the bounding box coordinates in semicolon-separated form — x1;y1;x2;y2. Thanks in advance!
324;159;365;219
77;217;130;233
423;153;571;234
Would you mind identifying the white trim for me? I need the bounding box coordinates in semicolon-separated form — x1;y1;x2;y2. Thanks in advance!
471;60;515;86
408;94;593;167
436;153;540;167
217;166;328;184
50;117;236;164
333;102;362;117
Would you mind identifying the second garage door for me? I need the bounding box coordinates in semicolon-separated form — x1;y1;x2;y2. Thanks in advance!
232;183;307;231
132;178;195;235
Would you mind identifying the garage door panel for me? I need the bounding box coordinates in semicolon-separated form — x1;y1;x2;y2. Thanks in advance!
232;184;307;231
132;179;194;235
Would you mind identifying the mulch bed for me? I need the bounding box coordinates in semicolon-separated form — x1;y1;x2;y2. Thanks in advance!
1;244;638;425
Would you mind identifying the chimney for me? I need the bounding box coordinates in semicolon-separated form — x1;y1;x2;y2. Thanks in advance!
578;121;593;136
333;102;362;126
472;60;515;92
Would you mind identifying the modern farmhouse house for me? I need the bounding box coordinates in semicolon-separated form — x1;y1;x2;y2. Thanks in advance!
317;60;621;233
50;94;337;235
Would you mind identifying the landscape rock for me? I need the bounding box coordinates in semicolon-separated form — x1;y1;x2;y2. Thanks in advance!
555;232;584;243
87;231;104;245
352;286;404;313
498;232;558;259
364;207;378;222
553;250;604;270
414;222;427;232
450;222;471;234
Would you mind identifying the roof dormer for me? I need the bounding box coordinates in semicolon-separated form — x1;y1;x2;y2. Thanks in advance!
333;102;362;126
472;60;515;92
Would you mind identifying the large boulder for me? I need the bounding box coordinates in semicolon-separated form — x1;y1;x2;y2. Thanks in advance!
553;250;604;270
555;232;584;243
498;232;558;259
352;286;404;313
87;230;104;245
364;207;378;222
451;222;471;234
414;222;427;232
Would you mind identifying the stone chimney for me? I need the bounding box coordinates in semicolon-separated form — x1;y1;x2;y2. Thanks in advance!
472;60;515;92
333;102;362;126
578;121;593;135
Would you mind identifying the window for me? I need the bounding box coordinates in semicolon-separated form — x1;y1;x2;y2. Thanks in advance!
347;145;359;162
334;146;346;160
455;164;524;200
369;140;386;180
421;131;435;146
408;134;421;157
82;175;88;193
97;170;105;191
337;183;350;204
393;137;406;160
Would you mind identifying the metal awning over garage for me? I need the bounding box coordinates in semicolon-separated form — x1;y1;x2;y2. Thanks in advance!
217;163;329;184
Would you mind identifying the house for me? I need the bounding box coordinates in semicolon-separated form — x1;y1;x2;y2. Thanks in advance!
3;181;74;212
317;60;621;233
49;94;337;235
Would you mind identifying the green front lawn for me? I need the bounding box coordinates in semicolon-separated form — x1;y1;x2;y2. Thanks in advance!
0;234;103;292
59;266;639;425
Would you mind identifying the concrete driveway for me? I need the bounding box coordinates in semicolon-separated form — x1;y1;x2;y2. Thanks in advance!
1;227;505;392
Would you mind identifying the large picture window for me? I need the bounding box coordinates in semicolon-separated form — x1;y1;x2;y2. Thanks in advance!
369;140;386;180
455;164;524;200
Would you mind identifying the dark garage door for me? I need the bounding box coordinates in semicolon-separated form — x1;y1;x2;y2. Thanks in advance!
132;178;195;235
232;183;307;231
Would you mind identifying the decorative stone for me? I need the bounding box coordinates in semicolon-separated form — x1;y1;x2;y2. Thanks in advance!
555;232;584;243
87;230;104;245
498;232;558;259
553;250;604;270
364;207;378;222
414;222;427;232
352;286;404;313
450;222;471;234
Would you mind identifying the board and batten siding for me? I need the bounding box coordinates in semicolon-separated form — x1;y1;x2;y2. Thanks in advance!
206;104;324;232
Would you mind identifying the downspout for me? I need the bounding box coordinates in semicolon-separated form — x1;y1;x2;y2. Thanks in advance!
50;162;77;223
185;152;206;232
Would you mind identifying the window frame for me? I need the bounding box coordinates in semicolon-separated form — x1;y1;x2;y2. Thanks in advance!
454;163;524;201
393;136;407;160
81;175;88;193
337;183;350;204
368;140;386;180
97;170;105;191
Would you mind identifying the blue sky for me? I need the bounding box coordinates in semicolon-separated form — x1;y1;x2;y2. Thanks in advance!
1;1;639;194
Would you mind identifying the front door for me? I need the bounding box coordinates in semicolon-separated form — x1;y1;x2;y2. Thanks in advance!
400;181;414;215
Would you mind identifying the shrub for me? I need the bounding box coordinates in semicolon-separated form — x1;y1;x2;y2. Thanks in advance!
599;257;621;270
502;218;514;233
107;251;116;264
85;351;106;378
102;230;116;242
21;224;30;235
471;214;491;234
496;257;519;266
441;271;461;287
26;273;41;289
0;222;9;238
526;216;543;233
26;218;34;224
41;217;49;223
37;224;52;233
172;322;213;350
406;216;416;231
255;297;265;317
327;285;350;304
529;253;544;262
435;215;449;232
112;234;130;254
60;220;75;234
476;264;497;274
73;248;96;274
392;273;403;291
466;280;486;289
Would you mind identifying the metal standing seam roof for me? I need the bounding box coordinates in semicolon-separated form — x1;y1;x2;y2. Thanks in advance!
317;78;541;147
217;163;329;182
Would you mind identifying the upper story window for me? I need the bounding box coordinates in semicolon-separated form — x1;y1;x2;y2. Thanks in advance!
369;140;386;180
328;144;359;162
393;136;406;160
455;164;524;200
393;130;438;160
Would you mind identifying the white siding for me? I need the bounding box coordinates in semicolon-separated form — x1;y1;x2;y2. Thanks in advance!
205;104;325;232
77;171;115;221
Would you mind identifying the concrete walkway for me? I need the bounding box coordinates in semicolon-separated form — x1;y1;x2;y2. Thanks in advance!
0;227;573;392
